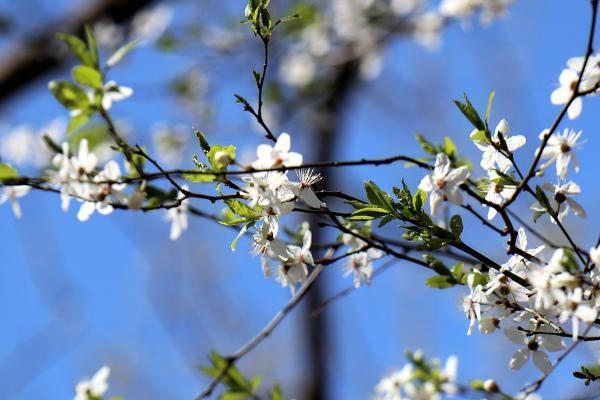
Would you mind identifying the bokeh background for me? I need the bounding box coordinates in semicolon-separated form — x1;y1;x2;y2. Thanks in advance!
0;0;599;399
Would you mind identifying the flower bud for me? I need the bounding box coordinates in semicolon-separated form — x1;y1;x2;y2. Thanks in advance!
214;150;233;166
483;379;499;393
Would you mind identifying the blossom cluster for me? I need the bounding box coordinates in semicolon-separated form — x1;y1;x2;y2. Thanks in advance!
374;351;458;400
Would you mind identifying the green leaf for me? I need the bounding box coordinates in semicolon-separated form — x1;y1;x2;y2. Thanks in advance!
225;199;261;221
378;214;395;228
220;392;249;400
194;128;211;154
72;65;103;89
349;206;390;221
425;275;456;289
414;133;437;155
454;94;485;131
469;129;488;143
0;163;18;181
535;185;551;210
412;189;427;211
449;215;463;237
56;33;93;66
48;80;89;110
423;254;452;276
107;39;139;67
451;262;464;280
85;25;99;69
485;91;496;125
269;384;283;400
364;181;395;213
42;134;63;153
443;136;457;156
68;111;93;133
182;169;216;183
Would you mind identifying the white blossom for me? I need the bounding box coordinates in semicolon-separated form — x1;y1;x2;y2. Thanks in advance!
504;327;564;374
0;186;30;219
474;118;525;172
463;274;486;335
539;128;583;178
484;169;516;220
501;228;544;272
551;54;600;119
284;169;325;208
252;222;290;262
102;81;133;110
74;365;110;400
252;132;303;169
77;161;127;222
557;287;597;339
373;364;414;400
343;249;382;288
418;153;470;215
531;181;585;222
277;228;314;294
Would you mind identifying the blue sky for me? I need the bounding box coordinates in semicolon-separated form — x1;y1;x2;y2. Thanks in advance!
0;1;599;399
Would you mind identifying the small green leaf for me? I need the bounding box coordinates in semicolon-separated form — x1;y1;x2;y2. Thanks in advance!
48;80;89;110
349;206;390;221
269;384;283;400
451;262;464;280
182;169;216;183
469;129;487;142
535;185;551;210
56;33;93;66
0;163;18;180
426;275;456;289
414;133;437;155
72;65;103;89
449;215;463;237
454;94;485;131
485;91;496;125
225;199;261;220
68;111;93;133
42;134;63;153
412;189;427;211
85;25;99;69
194;128;211;154
443;136;457;156
220;392;249;400
364;181;395;213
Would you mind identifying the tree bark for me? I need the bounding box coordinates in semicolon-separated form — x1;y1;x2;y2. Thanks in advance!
303;58;361;400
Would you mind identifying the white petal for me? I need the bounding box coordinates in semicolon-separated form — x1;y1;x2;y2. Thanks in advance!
429;190;443;216
301;187;324;208
274;132;291;153
567;97;582;119
284;152;303;167
509;348;529;370
506;135;526;151
532;350;552;374
77;201;96;222
504;326;527;344
445;166;470;185
541;334;565;352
